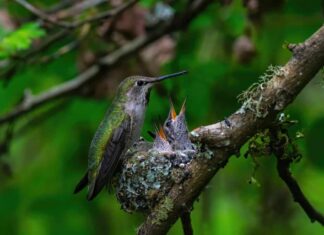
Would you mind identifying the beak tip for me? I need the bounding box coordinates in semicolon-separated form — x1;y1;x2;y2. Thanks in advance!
170;101;177;120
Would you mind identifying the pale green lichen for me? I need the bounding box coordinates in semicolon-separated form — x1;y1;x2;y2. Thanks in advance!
244;113;302;186
194;143;214;160
115;142;196;213
151;197;174;225
237;65;285;118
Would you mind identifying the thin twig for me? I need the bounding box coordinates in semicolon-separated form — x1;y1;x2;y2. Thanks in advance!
15;0;138;29
270;127;324;226
9;1;136;59
52;0;107;19
22;29;69;59
0;65;100;125
276;157;324;225
180;212;193;235
15;101;71;137
71;0;138;28
15;0;73;28
45;0;75;14
37;40;79;64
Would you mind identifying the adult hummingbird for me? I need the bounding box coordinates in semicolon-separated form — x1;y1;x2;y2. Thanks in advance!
74;71;187;200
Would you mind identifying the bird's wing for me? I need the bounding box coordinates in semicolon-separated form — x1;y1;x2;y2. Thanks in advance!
87;113;131;200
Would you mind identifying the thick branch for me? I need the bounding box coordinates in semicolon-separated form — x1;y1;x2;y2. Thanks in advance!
137;25;324;234
0;0;215;126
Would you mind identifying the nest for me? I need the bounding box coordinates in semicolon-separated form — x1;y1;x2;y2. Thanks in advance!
114;141;196;213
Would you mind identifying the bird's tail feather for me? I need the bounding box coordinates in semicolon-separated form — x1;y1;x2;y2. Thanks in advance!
74;172;88;194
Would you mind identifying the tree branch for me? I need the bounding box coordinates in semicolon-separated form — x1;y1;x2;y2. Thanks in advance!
15;0;138;29
0;0;215;126
180;212;193;235
276;152;324;225
15;0;73;28
137;25;324;235
71;0;138;28
270;127;324;225
50;0;107;19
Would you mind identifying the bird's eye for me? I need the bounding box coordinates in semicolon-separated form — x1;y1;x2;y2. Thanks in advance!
136;80;145;86
166;121;171;127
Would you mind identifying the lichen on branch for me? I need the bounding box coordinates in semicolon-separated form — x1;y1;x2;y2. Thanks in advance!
237;65;286;118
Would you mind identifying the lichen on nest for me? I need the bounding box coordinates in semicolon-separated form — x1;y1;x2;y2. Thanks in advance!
114;143;196;213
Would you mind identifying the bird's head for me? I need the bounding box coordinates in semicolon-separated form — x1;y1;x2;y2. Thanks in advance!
117;71;187;105
164;100;186;138
152;125;172;152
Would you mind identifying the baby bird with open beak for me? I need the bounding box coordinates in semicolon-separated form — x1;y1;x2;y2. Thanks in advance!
152;125;173;153
163;100;194;151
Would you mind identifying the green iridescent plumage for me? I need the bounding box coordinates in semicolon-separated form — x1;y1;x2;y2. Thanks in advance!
88;104;131;198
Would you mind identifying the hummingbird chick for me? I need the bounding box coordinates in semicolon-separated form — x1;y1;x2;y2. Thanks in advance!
164;100;194;151
152;126;173;153
74;71;187;201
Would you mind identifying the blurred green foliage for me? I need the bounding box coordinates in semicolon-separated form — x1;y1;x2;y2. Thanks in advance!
0;23;45;59
0;0;324;235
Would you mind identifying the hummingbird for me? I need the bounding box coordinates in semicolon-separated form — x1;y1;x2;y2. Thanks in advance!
74;71;187;200
163;100;194;151
152;126;173;153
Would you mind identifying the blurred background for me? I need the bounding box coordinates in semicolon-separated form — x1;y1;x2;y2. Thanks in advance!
0;0;323;234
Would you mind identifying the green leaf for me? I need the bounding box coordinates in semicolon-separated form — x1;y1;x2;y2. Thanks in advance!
0;23;46;59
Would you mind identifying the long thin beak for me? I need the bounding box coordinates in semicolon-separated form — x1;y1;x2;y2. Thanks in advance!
148;70;187;83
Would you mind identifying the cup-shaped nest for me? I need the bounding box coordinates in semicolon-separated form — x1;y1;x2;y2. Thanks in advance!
114;141;196;213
